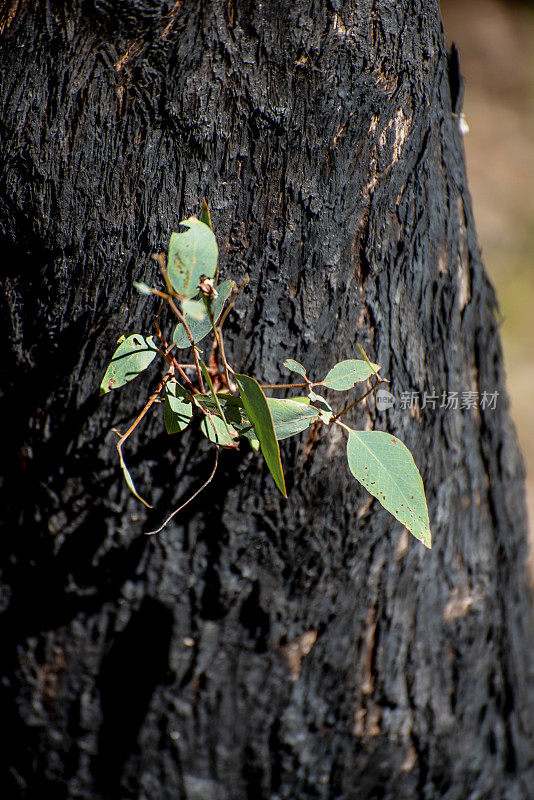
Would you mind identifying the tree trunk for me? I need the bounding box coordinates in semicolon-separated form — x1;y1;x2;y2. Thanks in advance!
1;1;533;798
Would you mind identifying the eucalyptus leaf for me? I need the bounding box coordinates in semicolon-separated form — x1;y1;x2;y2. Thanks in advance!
167;216;218;298
307;390;333;423
200;361;238;446
266;398;320;440
201;413;238;447
320;359;380;390
133;281;153;295
200;198;213;230
346;429;431;548
173;280;233;348
283;358;307;378
164;380;193;434
196;392;244;423
100;334;159;395
118;449;152;508
234;374;287;497
182;298;206;321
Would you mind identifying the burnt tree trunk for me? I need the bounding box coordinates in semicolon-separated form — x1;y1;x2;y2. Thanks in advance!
1;2;533;798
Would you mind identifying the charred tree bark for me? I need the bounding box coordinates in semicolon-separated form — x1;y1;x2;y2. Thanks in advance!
1;2;533;798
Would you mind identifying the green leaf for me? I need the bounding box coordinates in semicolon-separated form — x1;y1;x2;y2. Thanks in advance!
118;449;152;508
266;398;320;440
283;359;307;378
201;413;238;447
200;198;213;230
167;216;218;298
320;359;380;390
194;393;262;448
345;429;431;548
164;380;193;434
100;334;159;395
133;281;153;295
307;390;333;423
195;392;244;421
234;374;287;497
182;298;205;320
173;280;233;348
199;361;238;446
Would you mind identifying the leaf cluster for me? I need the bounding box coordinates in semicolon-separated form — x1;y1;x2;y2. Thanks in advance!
100;202;431;548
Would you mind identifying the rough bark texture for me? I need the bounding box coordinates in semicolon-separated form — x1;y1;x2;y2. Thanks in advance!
1;1;533;798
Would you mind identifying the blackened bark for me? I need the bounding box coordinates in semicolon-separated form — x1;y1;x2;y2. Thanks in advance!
1;1;533;798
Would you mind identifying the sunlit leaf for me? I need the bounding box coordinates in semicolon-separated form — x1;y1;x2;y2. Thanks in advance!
234;374;287;497
100;334;159;395
164;380;193;434
133;281;153;295
173;280;233;348
345;429;431;548
266;398;320;440
182;298;205;320
200;198;213;230
320;359;380;390
167;216;218;298
118;449;152;508
283;359;307;378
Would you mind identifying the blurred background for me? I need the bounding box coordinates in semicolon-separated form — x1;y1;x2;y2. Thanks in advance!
441;0;534;578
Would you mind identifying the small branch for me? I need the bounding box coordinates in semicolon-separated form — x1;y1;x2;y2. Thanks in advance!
216;330;235;391
217;276;248;330
145;446;220;535
112;367;174;508
259;381;310;390
166;296;205;392
114;368;173;450
203;294;234;391
357;343;380;378
331;376;387;422
334;419;352;434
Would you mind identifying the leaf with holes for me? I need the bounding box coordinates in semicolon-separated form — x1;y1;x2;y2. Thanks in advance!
164;381;193;434
320;359;380;390
100;334;159;395
173;280;233;348
167;216;218;298
345;429;431;548
234;374;286;496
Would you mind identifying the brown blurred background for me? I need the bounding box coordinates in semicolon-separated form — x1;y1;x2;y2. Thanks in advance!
441;0;534;577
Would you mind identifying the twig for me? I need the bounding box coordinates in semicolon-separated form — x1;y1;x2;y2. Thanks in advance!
114;368;173;450
166;296;205;392
331;376;388;422
216;276;248;329
145;446;220;535
259;381;311;390
113;367;174;507
203;294;234;391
